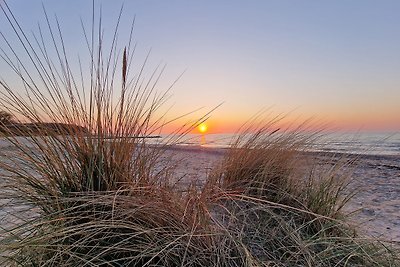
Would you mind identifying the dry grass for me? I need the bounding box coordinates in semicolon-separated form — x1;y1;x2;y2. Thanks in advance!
0;1;399;266
208;123;399;266
2;189;252;266
0;1;247;266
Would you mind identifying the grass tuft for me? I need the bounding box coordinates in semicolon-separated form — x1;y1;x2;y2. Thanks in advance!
209;121;399;266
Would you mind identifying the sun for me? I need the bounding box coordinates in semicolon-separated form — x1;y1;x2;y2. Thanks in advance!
198;123;208;134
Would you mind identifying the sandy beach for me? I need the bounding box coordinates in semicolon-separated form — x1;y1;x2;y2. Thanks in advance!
1;139;399;243
164;145;400;243
344;153;400;241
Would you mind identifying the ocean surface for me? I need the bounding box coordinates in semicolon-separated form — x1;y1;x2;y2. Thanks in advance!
1;132;399;157
170;132;400;157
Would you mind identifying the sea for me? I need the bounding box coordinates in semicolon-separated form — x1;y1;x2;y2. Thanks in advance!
167;132;400;157
1;132;399;157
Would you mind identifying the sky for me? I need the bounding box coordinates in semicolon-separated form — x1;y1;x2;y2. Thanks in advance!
0;0;399;133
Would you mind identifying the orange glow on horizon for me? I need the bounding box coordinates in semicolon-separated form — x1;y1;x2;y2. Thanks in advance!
157;111;400;134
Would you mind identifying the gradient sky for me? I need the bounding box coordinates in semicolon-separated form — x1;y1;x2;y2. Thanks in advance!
1;1;399;133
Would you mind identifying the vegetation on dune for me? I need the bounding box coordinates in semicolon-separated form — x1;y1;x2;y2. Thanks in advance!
209;123;398;266
0;1;399;266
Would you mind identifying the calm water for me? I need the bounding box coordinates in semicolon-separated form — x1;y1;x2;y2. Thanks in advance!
171;132;400;156
1;132;398;157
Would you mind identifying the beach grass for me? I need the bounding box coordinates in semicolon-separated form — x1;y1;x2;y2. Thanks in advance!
0;1;399;266
208;124;399;266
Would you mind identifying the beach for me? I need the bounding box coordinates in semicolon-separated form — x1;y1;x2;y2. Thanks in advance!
164;145;400;243
344;153;400;241
1;136;399;243
1;136;399;265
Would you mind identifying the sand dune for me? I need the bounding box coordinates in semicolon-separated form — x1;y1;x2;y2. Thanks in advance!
164;145;400;242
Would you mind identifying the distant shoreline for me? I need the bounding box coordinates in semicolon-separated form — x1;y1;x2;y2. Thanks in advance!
159;143;400;161
0;122;88;136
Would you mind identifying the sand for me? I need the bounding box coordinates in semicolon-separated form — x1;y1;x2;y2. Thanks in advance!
343;154;400;241
1;140;399;244
164;145;400;243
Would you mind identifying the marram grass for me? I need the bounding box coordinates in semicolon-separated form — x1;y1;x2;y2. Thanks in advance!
0;1;399;266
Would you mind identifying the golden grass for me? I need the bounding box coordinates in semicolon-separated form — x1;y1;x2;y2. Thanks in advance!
0;1;399;266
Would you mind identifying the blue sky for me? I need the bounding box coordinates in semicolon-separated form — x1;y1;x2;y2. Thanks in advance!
1;0;399;132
